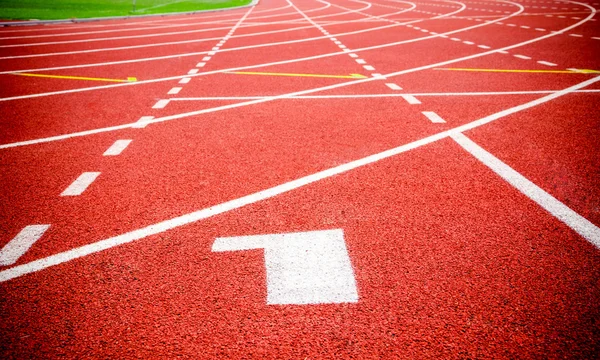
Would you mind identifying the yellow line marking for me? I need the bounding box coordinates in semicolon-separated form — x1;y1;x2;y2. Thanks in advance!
9;73;138;83
226;71;368;79
434;68;600;74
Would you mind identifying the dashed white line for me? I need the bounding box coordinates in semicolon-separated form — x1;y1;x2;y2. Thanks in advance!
537;60;557;66
0;225;50;266
152;99;170;109
208;51;216;55
422;111;446;123
363;65;375;71
355;59;366;64
402;95;421;104
478;45;491;49
196;62;206;67
569;33;583;37
349;53;358;58
61;172;101;196
514;54;531;59
187;69;199;75
103;139;132;156
132;116;154;129
463;41;475;45
371;73;385;78
202;56;211;61
168;87;182;95
451;132;600;248
179;77;191;84
385;83;402;90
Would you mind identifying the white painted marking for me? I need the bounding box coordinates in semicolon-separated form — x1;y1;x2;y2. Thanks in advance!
212;47;219;51
507;23;516;26
521;25;530;29
372;73;385;78
478;45;491;49
421;29;429;33
535;28;546;31
188;69;199;75
212;229;359;305
450;37;461;41
61;172;101;196
592;37;600;40
330;37;337;41
338;44;347;49
196;62;206;67
363;65;375;71
402;95;421;104
334;40;342;44
497;50;509;54
202;56;211;61
132;116;154;129
422;111;446;123
208;51;216;55
514;54;531;59
0;225;50;266
385;83;402;90
537;60;557;66
168;87;182;95
451;133;600;249
179;77;191;84
355;59;366;64
152;99;169;109
569;33;583;37
463;41;475;45
103;139;132;156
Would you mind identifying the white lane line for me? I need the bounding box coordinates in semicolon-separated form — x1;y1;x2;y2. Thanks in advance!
497;50;509;54
371;73;385;78
592;37;600;40
179;77;191;84
338;44;347;49
537;60;557;66
507;23;516;26
514;54;531;59
463;40;475;45
188;69;199;75
202;56;211;61
521;25;530;29
132;116;154;129
0;225;50;266
60;172;101;196
385;83;402;90
212;47;220;51
363;65;375;71
168;87;182;95
535;28;546;31
152;99;169;109
478;45;491;49
422;111;446;123
5;6;598;149
569;33;583;37
451;132;600;249
355;59;366;64
3;76;597;282
103;139;132;156
208;51;216;55
402;95;421;104
196;62;206;67
450;37;461;41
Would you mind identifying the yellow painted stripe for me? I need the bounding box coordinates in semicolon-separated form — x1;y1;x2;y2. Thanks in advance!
434;68;600;74
226;71;368;79
10;72;138;83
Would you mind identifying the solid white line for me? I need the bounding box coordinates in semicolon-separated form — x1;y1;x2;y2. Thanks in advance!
103;139;132;156
386;83;402;90
2;75;598;282
179;77;191;84
422;111;446;123
168;87;182;95
132;115;154;129
451;132;600;249
363;65;375;71
537;60;557;66
0;225;50;266
402;95;421;104
4;3;597;149
514;54;531;59
152;99;169;109
60;172;101;196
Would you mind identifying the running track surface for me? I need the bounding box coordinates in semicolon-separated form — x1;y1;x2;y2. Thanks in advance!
1;0;599;357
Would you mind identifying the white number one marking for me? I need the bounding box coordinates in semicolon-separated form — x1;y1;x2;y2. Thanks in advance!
212;229;359;305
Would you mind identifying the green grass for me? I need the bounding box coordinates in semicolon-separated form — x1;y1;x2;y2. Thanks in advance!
0;0;252;20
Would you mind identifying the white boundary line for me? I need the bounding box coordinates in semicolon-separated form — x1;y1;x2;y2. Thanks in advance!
451;132;600;248
1;74;598;282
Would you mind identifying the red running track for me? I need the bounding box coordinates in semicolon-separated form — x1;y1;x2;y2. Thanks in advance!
0;0;599;358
